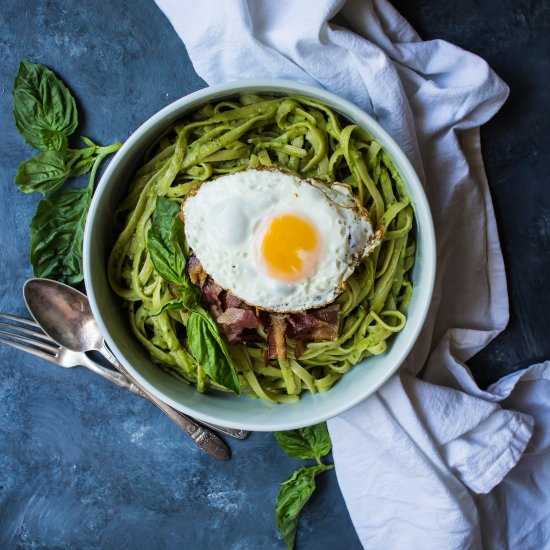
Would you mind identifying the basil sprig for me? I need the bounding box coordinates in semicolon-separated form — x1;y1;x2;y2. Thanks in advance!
11;60;121;284
14;139;121;196
275;423;334;549
146;197;241;395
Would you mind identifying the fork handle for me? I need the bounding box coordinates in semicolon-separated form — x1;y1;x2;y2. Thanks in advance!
79;353;133;389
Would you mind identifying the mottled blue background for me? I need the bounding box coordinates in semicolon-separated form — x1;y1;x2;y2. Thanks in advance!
1;1;549;548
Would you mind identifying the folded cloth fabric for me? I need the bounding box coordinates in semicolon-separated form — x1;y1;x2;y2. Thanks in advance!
155;0;550;547
330;366;550;548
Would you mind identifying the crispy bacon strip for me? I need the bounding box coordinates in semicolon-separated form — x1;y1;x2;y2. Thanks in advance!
306;321;339;341
217;308;260;327
217;308;261;343
310;303;340;325
287;304;340;341
267;314;288;361
201;278;224;311
224;292;246;310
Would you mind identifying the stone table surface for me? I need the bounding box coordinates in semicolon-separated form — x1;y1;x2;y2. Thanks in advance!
0;1;549;548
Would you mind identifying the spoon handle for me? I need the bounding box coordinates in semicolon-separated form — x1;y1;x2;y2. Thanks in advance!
99;345;230;461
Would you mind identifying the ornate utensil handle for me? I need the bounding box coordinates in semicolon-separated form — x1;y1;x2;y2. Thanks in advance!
198;421;249;440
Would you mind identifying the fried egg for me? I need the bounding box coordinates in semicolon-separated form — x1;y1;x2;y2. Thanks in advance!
181;168;380;312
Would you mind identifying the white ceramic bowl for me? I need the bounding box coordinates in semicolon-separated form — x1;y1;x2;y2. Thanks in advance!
83;80;436;431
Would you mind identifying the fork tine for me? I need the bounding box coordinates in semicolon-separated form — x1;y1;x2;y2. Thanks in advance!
0;328;59;354
0;312;41;329
0;320;54;343
0;335;57;362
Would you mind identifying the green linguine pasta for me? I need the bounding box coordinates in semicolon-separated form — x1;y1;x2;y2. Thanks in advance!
108;95;416;403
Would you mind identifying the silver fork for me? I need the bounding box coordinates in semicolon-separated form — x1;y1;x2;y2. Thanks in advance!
0;312;135;387
0;312;249;440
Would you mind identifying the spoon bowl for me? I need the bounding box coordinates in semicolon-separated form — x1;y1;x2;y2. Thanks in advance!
23;278;104;353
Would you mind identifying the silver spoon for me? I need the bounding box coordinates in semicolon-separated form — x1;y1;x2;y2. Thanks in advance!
23;278;241;460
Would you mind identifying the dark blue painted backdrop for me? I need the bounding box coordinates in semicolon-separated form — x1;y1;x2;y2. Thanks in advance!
1;1;549;548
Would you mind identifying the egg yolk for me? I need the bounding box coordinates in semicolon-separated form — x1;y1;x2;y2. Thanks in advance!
260;214;321;282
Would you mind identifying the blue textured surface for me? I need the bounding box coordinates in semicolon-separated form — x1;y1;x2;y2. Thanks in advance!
1;1;550;548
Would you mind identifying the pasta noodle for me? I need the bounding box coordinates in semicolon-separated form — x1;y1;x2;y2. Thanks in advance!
108;95;415;403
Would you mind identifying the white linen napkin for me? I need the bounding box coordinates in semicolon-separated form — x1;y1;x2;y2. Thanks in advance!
155;0;550;547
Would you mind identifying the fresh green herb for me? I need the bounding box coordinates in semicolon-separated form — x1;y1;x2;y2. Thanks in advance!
15;150;69;194
187;307;241;395
274;423;333;549
30;186;92;284
275;423;332;462
147;197;189;286
29;154;104;284
12;60;77;152
276;464;333;550
67;140;120;177
151;294;241;396
14;140;121;196
150;288;200;317
11;60;121;285
146;200;241;394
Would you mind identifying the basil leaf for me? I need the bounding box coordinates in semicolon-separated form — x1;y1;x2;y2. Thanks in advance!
187;307;241;395
12;61;78;152
276;464;333;550
67;147;98;177
37;129;68;154
29;186;92;284
275;423;332;460
147;197;188;285
150;287;200;317
15;150;69;194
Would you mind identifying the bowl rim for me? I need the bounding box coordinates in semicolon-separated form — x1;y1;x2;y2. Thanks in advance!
83;79;436;431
